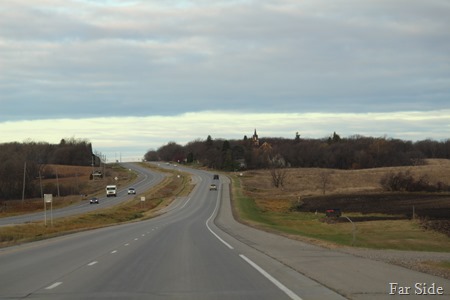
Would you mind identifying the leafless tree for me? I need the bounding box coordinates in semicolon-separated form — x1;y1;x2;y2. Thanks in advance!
319;170;333;195
270;167;288;188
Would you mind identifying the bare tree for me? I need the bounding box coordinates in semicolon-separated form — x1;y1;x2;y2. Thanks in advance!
270;167;288;188
319;170;333;195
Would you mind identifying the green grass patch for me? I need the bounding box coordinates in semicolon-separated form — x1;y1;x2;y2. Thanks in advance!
232;177;273;225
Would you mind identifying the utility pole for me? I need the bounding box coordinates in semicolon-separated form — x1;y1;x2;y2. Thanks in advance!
91;154;95;179
56;168;60;197
21;162;26;206
39;171;43;199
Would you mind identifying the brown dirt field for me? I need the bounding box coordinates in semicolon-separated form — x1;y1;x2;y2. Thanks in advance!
300;193;450;220
239;159;450;235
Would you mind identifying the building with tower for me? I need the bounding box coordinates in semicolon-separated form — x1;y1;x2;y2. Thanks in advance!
252;129;259;147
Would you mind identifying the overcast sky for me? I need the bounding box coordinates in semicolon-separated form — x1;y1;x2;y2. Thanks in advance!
1;0;449;161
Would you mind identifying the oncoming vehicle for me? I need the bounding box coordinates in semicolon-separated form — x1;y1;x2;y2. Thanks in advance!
89;197;99;204
106;185;117;197
213;174;219;180
209;184;217;191
127;187;136;194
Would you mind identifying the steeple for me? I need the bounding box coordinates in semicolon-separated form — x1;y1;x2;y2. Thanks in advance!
252;129;259;147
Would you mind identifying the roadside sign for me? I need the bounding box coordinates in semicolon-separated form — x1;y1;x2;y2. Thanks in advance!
44;194;53;203
44;194;53;226
141;197;146;202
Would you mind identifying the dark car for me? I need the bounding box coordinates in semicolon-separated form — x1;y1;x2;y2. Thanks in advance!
213;174;219;180
90;197;99;204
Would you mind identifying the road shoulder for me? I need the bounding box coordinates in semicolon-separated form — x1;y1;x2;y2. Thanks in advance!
214;178;450;299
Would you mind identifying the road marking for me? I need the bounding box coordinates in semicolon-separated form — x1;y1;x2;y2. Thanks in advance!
45;282;62;290
142;234;146;237
88;261;98;266
239;255;302;300
134;238;139;241
124;243;130;246
111;250;118;254
180;197;192;209
206;186;234;250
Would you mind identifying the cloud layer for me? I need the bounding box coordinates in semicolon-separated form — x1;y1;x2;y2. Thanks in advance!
1;1;449;160
1;0;449;121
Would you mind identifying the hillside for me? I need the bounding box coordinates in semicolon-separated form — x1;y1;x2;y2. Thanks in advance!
239;159;450;236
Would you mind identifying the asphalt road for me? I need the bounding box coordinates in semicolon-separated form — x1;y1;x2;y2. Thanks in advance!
0;163;342;300
0;162;164;226
2;163;448;299
160;164;450;300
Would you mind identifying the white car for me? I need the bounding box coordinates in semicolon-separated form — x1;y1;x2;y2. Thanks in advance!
127;187;136;194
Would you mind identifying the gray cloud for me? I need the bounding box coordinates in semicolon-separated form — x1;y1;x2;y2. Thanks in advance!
1;0;449;121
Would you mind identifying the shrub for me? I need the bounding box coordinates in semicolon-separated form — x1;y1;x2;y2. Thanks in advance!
380;171;449;192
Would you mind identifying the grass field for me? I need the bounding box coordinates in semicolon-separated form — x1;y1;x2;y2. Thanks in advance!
231;159;450;252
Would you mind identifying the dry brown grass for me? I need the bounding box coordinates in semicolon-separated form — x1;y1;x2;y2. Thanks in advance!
232;159;450;252
0;164;192;247
240;159;450;213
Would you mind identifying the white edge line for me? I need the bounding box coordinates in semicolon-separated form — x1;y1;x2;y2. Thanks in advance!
240;254;303;300
206;185;234;250
180;197;192;209
87;261;98;266
45;282;62;290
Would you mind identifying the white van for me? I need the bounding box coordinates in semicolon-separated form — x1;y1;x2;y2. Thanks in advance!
106;185;117;197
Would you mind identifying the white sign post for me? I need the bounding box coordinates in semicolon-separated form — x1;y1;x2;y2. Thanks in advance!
140;196;145;208
44;194;53;226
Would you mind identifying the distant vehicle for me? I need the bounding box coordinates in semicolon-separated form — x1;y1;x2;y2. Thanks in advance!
213;174;219;180
209;184;217;191
89;197;99;204
91;170;103;179
325;208;341;218
127;187;136;194
106;185;117;197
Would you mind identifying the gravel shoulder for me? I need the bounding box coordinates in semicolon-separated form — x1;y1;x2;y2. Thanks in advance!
337;246;450;280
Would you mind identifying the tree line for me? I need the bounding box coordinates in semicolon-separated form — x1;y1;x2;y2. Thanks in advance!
144;132;450;171
0;138;97;200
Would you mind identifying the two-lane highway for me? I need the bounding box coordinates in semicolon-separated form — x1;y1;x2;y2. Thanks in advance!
0;163;343;299
0;163;164;226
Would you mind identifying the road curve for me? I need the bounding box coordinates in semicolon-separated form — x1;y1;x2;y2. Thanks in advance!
0;163;342;300
173;164;450;300
3;162;446;299
0;162;164;226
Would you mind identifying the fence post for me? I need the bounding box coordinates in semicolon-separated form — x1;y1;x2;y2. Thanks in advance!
343;215;356;246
